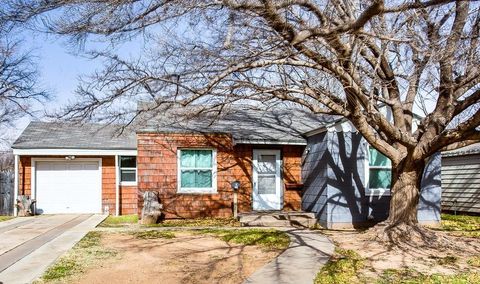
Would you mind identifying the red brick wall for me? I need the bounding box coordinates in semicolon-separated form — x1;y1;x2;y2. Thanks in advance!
19;157;31;196
120;185;138;215
102;156;116;214
16;156;137;215
282;146;304;211
137;133;304;219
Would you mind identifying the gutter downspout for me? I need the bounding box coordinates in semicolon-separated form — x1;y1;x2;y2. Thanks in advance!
115;155;120;216
13;155;19;216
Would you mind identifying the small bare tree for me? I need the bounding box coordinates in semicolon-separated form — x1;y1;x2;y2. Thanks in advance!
5;0;479;242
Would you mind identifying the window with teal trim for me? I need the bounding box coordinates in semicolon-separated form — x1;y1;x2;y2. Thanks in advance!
178;149;215;192
368;147;392;190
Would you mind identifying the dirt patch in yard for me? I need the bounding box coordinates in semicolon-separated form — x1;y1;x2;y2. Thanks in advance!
316;227;480;283
72;232;279;284
327;230;480;276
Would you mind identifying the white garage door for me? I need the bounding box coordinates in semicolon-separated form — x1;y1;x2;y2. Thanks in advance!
35;160;102;214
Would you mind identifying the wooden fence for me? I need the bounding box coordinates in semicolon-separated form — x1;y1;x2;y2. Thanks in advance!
0;170;14;215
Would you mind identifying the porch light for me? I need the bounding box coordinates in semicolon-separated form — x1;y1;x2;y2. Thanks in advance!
65;155;76;160
231;180;241;191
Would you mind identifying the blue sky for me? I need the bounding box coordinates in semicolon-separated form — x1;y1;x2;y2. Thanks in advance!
11;31;144;142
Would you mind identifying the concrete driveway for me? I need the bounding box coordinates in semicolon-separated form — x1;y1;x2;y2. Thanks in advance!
0;214;106;284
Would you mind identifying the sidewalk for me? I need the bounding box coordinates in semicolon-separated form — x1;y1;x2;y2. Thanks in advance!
243;229;334;284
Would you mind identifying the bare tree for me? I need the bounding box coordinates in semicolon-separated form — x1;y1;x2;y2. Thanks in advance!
5;0;480;242
0;18;48;145
0;150;13;171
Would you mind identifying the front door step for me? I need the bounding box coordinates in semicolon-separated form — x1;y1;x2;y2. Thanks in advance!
238;212;317;227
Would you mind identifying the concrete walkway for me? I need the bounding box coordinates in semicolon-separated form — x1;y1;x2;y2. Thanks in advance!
0;214;107;284
243;229;334;284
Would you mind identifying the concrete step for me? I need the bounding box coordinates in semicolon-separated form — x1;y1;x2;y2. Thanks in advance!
239;212;317;227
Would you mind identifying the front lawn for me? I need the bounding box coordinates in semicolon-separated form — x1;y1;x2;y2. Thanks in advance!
197;228;290;250
38;228;287;283
147;217;240;227
0;216;14;222
315;248;480;284
98;215;241;228
38;232;118;282
438;213;480;238
316;213;480;284
97;214;138;227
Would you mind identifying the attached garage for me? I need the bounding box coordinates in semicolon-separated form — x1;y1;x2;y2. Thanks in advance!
34;159;102;214
442;144;480;214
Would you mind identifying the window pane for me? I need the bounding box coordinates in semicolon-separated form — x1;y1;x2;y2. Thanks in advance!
369;148;391;167
369;169;391;189
120;156;136;168
258;175;276;194
121;169;136;182
195;170;212;188
180;150;196;168
181;170;212;188
195;150;212;168
181;170;196;188
181;150;212;168
258;155;276;174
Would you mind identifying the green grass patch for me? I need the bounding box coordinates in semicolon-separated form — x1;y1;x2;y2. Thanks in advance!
199;228;290;250
0;216;14;222
131;230;175;239
377;268;480;284
431;255;458;266
144;217;240;228
98;215;138;227
315;248;365;284
39;232;118;283
468;256;480;267
439;214;480;238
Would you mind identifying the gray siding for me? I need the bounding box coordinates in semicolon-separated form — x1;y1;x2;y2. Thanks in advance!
301;132;329;226
441;154;480;213
302;131;442;228
419;153;442;223
325;132;368;226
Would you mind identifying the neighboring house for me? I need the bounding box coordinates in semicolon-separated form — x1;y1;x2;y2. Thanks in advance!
441;143;480;214
11;105;441;228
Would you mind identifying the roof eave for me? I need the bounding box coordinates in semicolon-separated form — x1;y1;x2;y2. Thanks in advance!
232;138;306;146
303;117;347;137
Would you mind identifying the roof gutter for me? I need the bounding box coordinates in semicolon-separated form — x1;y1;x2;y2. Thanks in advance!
442;149;480;157
232;139;306;146
12;148;137;156
303;118;348;137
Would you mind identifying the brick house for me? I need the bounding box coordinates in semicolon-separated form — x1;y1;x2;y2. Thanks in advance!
11;105;442;228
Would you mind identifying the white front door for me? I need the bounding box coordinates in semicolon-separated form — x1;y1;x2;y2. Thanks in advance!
35;160;102;214
252;149;282;211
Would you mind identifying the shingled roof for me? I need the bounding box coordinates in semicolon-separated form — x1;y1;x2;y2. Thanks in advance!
12;104;338;150
137;104;338;144
442;143;480;157
12;121;137;150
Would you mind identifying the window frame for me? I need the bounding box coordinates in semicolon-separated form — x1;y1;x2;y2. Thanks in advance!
119;156;137;186
365;146;392;196
177;148;217;194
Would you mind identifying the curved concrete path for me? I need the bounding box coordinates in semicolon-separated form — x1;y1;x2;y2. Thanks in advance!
243;229;334;284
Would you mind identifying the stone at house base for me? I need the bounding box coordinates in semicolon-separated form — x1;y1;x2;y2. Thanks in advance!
239;211;317;227
141;191;163;225
16;195;36;217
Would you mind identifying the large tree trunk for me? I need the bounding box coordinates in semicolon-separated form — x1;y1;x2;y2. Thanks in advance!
386;160;425;227
372;158;436;244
